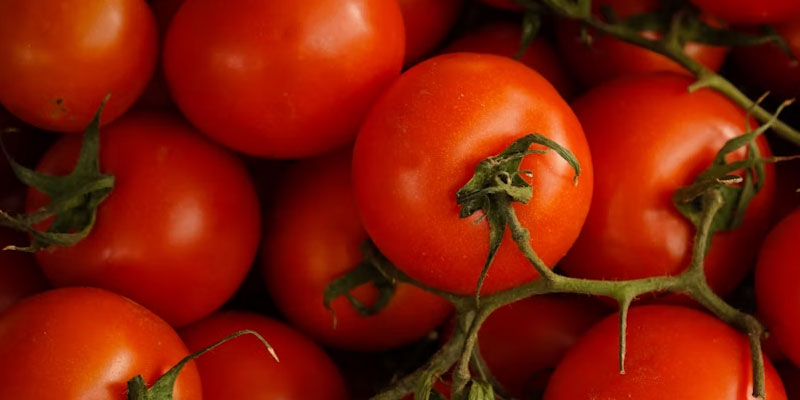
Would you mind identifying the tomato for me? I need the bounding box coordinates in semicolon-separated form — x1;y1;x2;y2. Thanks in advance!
756;208;800;368
479;0;524;11
180;311;349;400
556;0;728;88
27;112;261;327
262;151;452;350
689;0;800;24
776;363;800;399
0;0;157;132
442;22;575;99
0;287;202;400
0;229;48;314
559;73;776;298
163;0;405;158
478;295;610;399
732;20;800;101
544;305;786;399
398;0;462;66
353;53;593;295
135;0;188;110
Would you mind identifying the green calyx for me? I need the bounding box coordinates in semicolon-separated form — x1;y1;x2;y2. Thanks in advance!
0;97;114;252
126;330;277;400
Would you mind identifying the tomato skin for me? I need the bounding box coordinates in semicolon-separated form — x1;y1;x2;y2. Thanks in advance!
478;295;609;399
262;151;452;350
163;0;405;158
756;208;800;368
27;112;261;327
559;73;775;298
0;229;48;314
732;20;800;101
398;0;462;66
442;22;575;99
689;0;800;24
544;305;786;399
0;287;202;400
353;53;593;295
0;0;157;132
180;311;349;400
556;0;727;88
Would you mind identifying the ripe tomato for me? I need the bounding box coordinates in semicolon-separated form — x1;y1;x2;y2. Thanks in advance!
442;22;575;98
163;0;405;158
398;0;462;66
478;295;609;399
0;287;202;400
353;53;593;295
0;0;157;132
689;0;800;24
732;20;800;101
0;229;48;313
135;0;188;110
756;208;800;368
544;305;786;399
559;73;775;298
27;112;261;327
180;311;349;400
262;151;452;350
556;0;728;88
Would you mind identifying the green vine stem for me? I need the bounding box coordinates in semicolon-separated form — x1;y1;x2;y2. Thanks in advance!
536;0;800;146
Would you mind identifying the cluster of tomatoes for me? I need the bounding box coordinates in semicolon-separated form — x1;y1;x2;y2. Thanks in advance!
2;0;800;399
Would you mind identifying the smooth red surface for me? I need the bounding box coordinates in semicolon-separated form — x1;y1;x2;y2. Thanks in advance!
733;20;800;101
756;208;800;368
556;0;727;88
560;74;776;298
479;295;609;398
0;287;202;400
353;53;593;295
0;0;157;132
262;151;452;350
398;0;461;65
690;0;800;24
544;305;786;400
180;312;349;400
442;22;575;99
0;230;48;314
163;0;405;157
27;113;261;327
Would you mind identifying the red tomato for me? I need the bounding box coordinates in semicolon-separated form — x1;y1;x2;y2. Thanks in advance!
0;287;202;400
0;229;48;314
756;208;800;368
27;112;261;327
262;151;452;350
479;0;524;11
544;305;786;399
556;0;728;88
442;22;575;98
135;0;188;110
163;0;405;157
689;0;800;24
732;20;800;101
398;0;462;66
180;311;349;400
353;53;593;295
0;0;157;132
559;73;776;298
478;295;610;399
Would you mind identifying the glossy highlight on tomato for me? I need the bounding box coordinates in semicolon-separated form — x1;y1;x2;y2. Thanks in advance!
544;305;786;400
353;53;593;295
262;151;452;350
0;0;157;132
0;287;202;400
560;73;775;298
163;0;405;157
27;112;261;327
180;311;349;400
